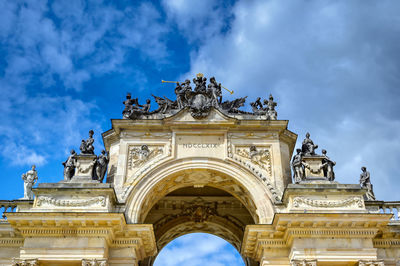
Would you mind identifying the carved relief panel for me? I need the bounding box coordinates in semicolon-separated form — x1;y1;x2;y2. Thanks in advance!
125;144;167;183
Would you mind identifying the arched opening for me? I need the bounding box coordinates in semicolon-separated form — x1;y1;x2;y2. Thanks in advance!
125;158;276;225
138;185;260;266
153;233;245;266
145;186;254;251
125;159;276;266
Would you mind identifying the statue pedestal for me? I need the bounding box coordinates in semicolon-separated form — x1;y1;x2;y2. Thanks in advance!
71;155;98;183
283;183;368;213
303;155;326;180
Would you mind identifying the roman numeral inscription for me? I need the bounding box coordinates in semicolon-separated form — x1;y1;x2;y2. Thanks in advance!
181;143;220;148
176;135;224;159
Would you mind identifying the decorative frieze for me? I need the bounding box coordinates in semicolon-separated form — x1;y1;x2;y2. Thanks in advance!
358;260;384;266
290;259;317;266
36;196;106;208
81;258;108;266
292;196;364;209
12;259;38;266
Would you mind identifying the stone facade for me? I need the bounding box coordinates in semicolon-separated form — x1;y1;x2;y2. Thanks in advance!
0;98;399;265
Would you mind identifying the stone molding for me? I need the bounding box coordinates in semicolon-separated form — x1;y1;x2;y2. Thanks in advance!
0;238;23;247
36;196;106;207
292;196;364;208
81;258;108;266
373;239;400;248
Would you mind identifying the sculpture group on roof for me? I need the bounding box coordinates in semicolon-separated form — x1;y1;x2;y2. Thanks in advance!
291;132;336;183
62;130;109;183
291;132;376;200
122;74;277;120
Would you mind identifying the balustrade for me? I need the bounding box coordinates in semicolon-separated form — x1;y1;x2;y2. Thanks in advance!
0;200;18;220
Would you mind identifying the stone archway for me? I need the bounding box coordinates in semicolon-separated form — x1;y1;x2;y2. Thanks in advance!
125;158;276;225
125;158;276;265
138;185;258;266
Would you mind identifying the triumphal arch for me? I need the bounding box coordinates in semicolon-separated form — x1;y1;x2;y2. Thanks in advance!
1;74;400;265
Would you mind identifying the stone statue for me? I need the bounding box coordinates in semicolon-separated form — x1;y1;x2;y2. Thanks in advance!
80;130;95;155
321;149;336;181
291;149;305;183
264;94;277;120
21;165;38;200
94;150;109;183
221;96;247;113
250;97;266;115
301;132;318;156
122;93;134;119
142;99;151;112
360;166;376;201
175;82;185;109
208;77;222;106
255;97;263;109
193;74;207;93
63;149;77;181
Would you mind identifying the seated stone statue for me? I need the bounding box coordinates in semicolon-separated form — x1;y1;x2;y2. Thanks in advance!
21;165;38;200
321;149;336;181
301;132;318;156
80;130;95;155
360;166;376;200
63;149;77;181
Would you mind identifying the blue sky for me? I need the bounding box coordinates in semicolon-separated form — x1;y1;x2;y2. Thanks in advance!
1;0;400;264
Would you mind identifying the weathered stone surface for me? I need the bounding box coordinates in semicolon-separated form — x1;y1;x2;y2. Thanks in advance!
0;77;399;266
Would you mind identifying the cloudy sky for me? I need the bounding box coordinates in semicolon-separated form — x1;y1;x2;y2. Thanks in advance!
1;0;399;264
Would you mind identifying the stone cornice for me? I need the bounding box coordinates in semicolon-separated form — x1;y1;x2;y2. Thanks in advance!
5;213;156;259
241;213;392;260
103;115;294;150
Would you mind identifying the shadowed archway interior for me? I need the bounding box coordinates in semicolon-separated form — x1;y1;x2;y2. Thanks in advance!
140;186;257;266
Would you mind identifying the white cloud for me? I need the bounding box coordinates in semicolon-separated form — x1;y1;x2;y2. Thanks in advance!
174;1;400;200
0;0;171;166
162;0;233;44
